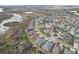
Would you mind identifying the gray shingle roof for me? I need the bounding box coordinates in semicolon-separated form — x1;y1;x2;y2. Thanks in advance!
35;37;46;46
42;41;54;51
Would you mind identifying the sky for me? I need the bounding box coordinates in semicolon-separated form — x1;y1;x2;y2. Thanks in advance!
0;0;79;5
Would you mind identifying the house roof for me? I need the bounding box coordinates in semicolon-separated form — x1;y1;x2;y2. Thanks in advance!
42;41;54;51
35;37;46;46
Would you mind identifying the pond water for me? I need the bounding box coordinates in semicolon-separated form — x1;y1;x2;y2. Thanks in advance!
24;12;33;14
0;8;4;12
0;13;23;35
